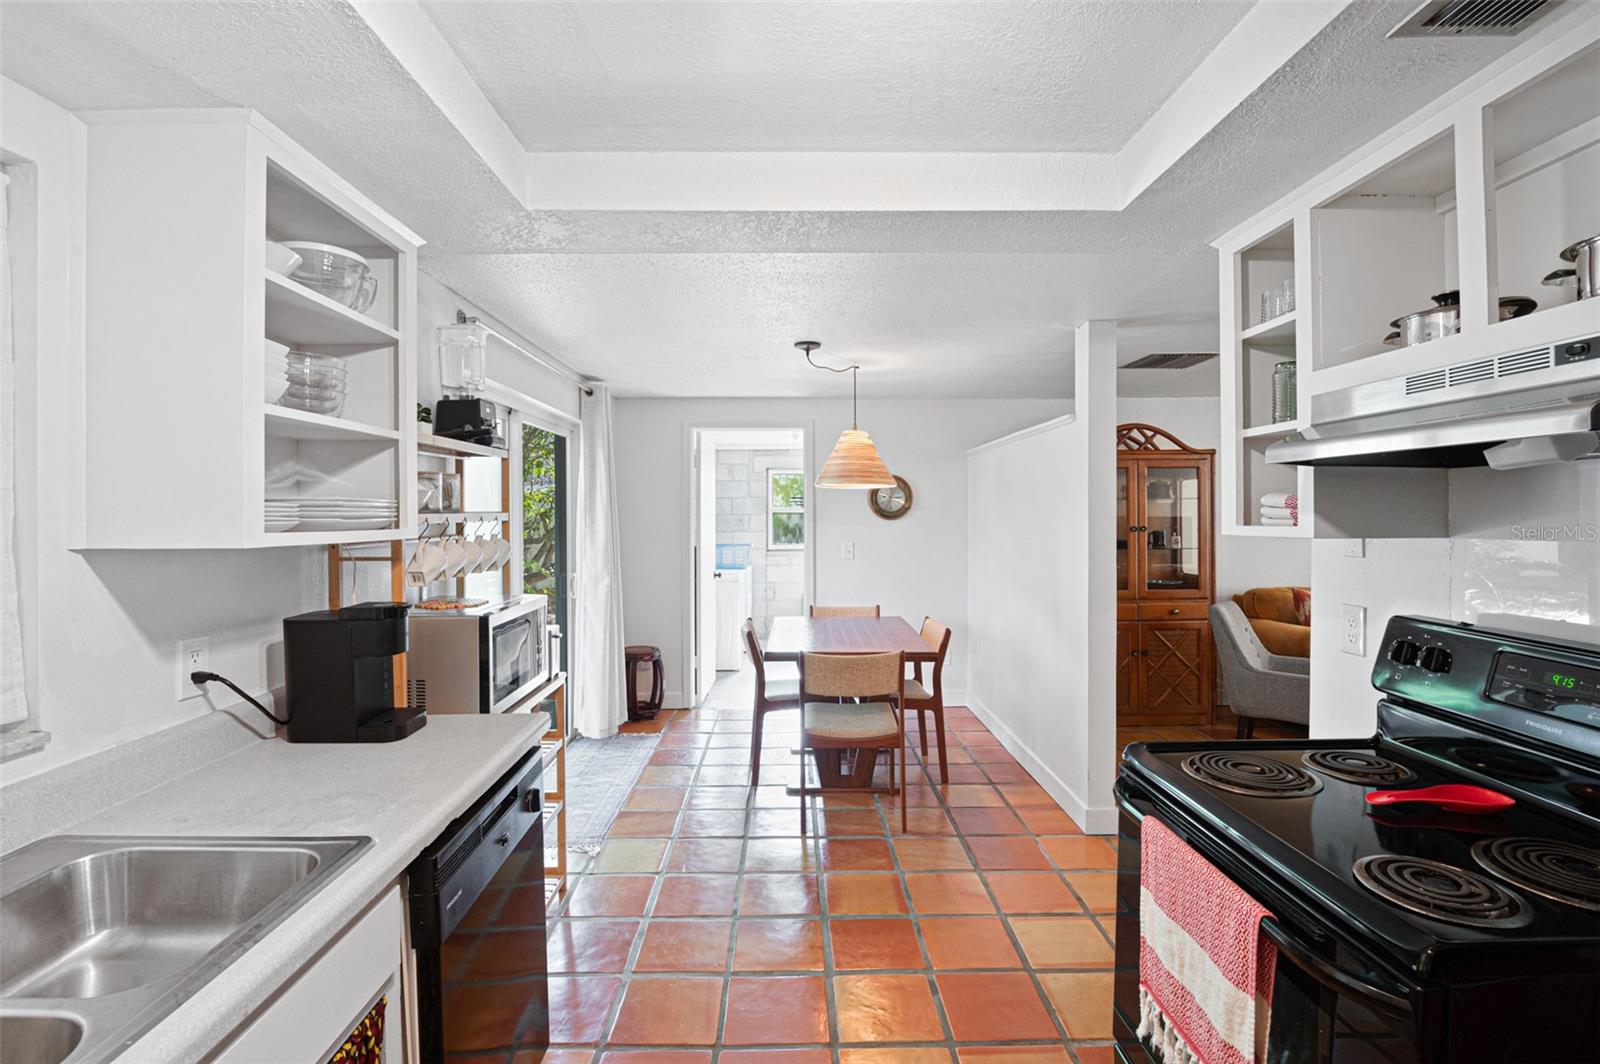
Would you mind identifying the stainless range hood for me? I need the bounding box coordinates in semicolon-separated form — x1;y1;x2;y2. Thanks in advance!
1267;333;1600;469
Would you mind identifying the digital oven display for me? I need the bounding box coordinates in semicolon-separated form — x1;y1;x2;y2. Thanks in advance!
1489;651;1600;723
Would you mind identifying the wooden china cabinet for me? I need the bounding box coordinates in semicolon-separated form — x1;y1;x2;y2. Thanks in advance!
1116;424;1216;725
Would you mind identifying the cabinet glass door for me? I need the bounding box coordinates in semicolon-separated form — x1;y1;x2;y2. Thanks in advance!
1116;465;1130;593
1142;465;1201;594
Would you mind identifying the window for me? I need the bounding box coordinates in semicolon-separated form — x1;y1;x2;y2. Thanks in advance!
767;469;805;550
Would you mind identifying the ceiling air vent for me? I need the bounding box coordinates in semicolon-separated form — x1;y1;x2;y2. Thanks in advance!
1388;0;1561;38
1122;352;1217;370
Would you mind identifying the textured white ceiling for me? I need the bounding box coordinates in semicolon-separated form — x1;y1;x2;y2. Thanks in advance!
0;1;1541;399
416;1;1254;152
419;250;1220;398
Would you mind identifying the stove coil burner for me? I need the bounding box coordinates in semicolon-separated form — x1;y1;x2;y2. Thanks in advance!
1181;752;1323;798
1302;749;1416;786
1449;744;1562;783
1471;837;1600;913
1353;854;1531;929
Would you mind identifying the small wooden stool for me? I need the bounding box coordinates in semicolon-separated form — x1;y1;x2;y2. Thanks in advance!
626;645;664;721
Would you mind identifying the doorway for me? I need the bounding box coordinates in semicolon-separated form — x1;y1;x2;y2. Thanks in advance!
689;427;812;708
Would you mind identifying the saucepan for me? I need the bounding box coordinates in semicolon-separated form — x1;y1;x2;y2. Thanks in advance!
1543;234;1600;301
1383;290;1538;347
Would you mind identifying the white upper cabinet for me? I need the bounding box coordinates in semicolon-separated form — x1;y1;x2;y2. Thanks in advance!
1215;15;1600;537
79;110;422;548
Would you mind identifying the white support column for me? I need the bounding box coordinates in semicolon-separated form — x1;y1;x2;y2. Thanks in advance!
1071;320;1120;832
1453;102;1496;332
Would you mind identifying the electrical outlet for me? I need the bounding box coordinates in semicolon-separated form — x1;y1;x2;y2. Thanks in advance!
1340;604;1366;657
841;540;855;560
177;637;210;701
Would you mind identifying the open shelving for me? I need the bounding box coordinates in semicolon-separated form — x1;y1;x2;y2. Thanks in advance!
1213;11;1600;539
77;110;420;549
1219;221;1312;537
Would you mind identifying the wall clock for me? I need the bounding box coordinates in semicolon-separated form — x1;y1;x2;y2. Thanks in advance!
869;475;914;520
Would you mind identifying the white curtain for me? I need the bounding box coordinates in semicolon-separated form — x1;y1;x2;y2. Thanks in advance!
1;169;28;727
574;383;628;738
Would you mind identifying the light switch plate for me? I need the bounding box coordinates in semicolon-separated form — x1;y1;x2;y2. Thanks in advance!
841;540;855;560
1340;604;1366;657
1344;538;1366;559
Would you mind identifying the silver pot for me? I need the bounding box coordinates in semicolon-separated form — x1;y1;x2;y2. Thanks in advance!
1383;291;1538;347
1542;234;1599;301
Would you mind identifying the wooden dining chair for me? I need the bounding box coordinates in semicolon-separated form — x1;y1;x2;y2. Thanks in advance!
743;619;800;788
793;650;907;833
904;618;953;784
809;604;881;618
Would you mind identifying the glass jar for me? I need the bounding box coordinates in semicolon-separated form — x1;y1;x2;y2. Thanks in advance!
1272;361;1297;424
1280;277;1296;314
438;472;462;514
437;319;489;396
417;471;443;513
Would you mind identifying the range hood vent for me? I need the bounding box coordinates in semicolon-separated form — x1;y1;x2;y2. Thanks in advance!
1388;0;1561;38
1266;333;1600;468
1122;352;1217;370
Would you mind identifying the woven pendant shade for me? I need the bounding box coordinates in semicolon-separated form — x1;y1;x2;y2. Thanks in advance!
817;428;896;489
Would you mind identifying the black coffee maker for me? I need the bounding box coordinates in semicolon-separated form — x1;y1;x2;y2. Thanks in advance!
283;602;426;742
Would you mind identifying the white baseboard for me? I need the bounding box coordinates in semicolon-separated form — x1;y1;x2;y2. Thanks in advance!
966;693;1118;836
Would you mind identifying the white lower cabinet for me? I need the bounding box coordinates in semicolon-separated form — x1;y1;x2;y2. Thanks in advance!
217;885;409;1064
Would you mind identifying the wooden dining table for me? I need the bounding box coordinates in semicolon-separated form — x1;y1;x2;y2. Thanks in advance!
762;615;935;662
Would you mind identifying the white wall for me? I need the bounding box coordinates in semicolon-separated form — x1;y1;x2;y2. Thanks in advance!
1;79;577;782
1118;396;1310;599
967;322;1118;835
613;397;1070;707
1310;462;1600;737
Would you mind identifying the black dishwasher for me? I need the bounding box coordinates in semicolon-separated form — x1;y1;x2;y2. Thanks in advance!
408;746;547;1062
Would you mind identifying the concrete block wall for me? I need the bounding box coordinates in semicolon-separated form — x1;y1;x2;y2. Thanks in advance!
715;447;806;636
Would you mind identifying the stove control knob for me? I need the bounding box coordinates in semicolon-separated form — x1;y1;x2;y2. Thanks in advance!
1420;646;1453;674
1389;640;1420;666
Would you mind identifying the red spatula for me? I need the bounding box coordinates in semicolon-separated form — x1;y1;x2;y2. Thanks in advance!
1365;784;1515;814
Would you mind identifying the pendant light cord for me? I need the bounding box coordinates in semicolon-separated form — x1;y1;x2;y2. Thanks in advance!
798;343;861;429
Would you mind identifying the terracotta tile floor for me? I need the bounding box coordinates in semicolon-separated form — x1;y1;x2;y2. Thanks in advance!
536;677;1122;1063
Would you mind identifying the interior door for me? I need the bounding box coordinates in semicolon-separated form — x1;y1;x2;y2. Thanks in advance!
693;436;718;706
1137;457;1209;600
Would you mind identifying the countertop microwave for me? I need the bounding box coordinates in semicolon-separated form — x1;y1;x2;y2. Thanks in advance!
407;596;550;714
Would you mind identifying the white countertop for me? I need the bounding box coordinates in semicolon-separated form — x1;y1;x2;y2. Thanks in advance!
9;712;548;1063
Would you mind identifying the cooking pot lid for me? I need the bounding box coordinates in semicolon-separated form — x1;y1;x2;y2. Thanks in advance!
1389;292;1536;328
1560;234;1599;262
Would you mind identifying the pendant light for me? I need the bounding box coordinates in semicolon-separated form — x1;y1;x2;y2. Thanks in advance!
798;341;896;490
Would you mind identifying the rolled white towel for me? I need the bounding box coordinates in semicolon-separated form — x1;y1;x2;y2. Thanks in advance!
1259;516;1298;526
1259;506;1297;520
1259;492;1298;509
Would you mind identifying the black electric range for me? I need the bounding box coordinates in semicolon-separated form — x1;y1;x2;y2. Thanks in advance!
1113;616;1600;1064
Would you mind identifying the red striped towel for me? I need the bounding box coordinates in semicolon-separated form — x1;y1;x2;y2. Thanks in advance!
1138;817;1276;1064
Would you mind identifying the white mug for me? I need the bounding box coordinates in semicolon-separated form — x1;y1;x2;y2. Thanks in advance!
406;540;448;587
461;538;486;574
439;537;470;578
492;538;512;568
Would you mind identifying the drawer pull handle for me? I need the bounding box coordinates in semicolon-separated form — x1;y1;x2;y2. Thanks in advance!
1169;608;1181;615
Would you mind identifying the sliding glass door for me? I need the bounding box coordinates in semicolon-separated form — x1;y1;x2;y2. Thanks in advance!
523;423;568;670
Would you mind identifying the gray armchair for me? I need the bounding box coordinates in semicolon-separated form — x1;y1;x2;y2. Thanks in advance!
1210;601;1309;738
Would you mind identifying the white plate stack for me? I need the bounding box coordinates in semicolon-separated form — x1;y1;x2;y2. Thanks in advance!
266;496;398;532
265;499;300;533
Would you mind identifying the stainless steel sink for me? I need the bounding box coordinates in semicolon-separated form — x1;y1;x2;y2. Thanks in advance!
0;836;369;1063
